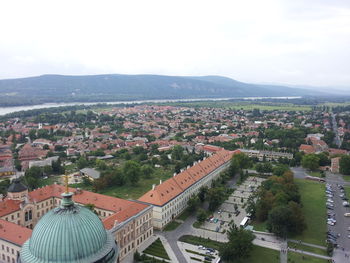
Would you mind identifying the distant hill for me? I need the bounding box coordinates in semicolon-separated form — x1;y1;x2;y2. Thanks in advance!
0;74;318;106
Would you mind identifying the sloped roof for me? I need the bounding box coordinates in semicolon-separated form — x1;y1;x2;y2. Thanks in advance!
8;179;28;193
0;219;32;246
138;150;237;207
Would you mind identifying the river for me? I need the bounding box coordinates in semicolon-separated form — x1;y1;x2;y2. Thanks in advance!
0;96;301;116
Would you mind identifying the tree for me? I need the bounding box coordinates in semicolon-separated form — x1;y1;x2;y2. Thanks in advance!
123;160;141;185
272;164;290;177
318;152;330;166
207;187;224;211
29;129;36;141
340;155;350;175
171;145;184;160
52;159;64;174
141;165;154;178
196;208;207;223
187;195;200;213
198;186;208;202
266;205;290;237
229;153;252;177
256;163;273;174
219;224;254;262
77;156;88;169
301;154;320;171
266;202;305;238
95;159;107;170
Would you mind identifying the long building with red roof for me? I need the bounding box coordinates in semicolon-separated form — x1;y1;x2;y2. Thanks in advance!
138;149;239;229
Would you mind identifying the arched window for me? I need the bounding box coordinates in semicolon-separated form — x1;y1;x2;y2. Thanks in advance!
25;211;28;221
29;210;32;220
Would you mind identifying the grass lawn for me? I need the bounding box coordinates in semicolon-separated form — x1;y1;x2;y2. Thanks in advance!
38;175;61;187
308;171;323;178
345;186;350;197
65;163;78;173
251;220;268;232
179;235;223;250
343;175;350;182
288;242;327;256
241;246;279;263
99;168;172;199
292;179;326;246
143;238;170;260
163;221;181;231
288;252;329;263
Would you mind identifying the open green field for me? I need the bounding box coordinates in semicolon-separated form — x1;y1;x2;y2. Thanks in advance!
288;252;329;263
242;246;280;263
292;179;326;246
164;101;312;111
100;170;172;199
69;167;173;199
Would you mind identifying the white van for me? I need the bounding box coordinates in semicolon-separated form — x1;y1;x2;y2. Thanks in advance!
344;213;350;217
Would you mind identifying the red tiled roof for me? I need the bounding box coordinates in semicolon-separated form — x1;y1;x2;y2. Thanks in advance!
138;150;237;206
0;219;32;246
0;199;21;217
0;184;148;225
299;144;315;154
30;184;148;215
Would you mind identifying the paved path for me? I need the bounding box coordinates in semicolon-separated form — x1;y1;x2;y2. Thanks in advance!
280;240;288;263
159;235;179;263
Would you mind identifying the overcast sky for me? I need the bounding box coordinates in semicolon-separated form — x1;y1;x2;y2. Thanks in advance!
1;0;350;88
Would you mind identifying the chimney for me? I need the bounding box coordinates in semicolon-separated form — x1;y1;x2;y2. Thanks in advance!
152;184;156;190
173;173;177;177
159;179;162;185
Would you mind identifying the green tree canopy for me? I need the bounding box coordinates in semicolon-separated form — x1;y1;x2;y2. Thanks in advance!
219;224;255;262
301;154;320;171
340;155;350;175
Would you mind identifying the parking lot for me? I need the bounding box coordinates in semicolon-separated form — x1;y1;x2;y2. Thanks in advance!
326;182;350;251
200;176;265;233
178;241;220;263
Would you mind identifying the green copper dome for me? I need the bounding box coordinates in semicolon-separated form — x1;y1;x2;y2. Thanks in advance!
19;193;118;263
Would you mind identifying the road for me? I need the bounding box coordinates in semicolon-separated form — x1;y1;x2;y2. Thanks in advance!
332;112;342;147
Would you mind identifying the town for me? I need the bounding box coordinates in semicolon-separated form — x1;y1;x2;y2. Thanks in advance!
0;100;350;263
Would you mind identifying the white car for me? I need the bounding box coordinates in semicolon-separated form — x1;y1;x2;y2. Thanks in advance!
327;199;334;203
327;221;335;226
